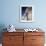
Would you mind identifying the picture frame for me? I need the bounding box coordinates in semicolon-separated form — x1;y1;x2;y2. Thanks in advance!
20;5;34;22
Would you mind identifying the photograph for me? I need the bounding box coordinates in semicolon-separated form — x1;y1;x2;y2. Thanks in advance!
20;5;34;22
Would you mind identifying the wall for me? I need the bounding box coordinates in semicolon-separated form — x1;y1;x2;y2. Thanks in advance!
0;0;46;29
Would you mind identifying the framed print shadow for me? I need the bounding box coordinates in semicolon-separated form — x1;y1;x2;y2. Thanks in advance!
20;5;34;22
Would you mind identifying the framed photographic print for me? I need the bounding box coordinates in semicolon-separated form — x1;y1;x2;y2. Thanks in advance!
20;5;34;22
